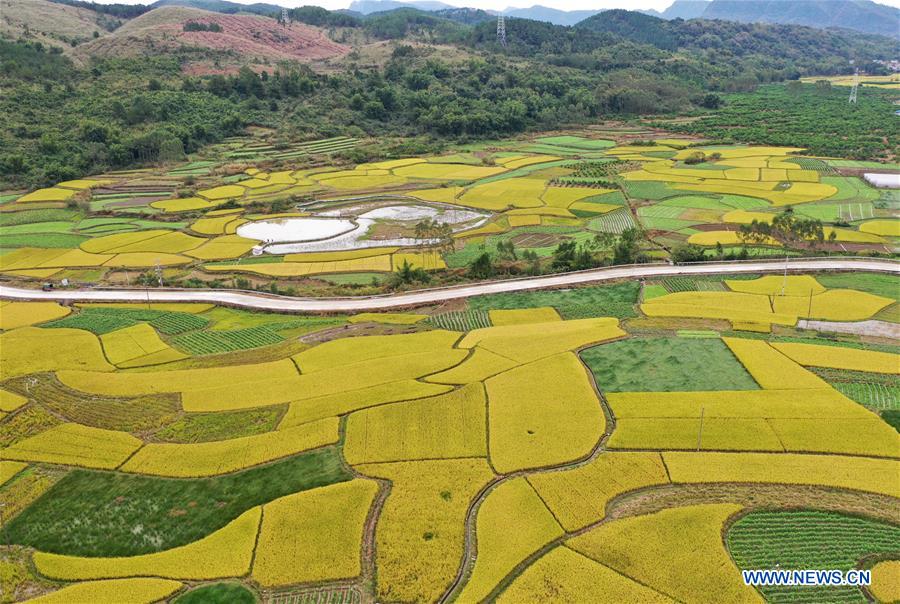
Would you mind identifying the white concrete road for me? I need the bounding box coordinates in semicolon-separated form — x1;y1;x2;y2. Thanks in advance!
1;258;897;313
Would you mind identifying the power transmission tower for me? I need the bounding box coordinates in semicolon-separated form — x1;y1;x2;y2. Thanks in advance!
281;7;290;26
849;68;859;104
497;15;507;47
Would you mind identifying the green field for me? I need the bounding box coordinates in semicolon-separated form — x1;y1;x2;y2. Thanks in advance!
468;281;640;319
581;337;760;392
727;510;900;603
2;448;351;556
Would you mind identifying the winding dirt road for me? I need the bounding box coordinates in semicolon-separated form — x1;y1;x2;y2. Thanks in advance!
1;258;896;312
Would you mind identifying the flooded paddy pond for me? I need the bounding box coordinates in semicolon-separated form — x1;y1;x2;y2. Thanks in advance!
238;202;488;254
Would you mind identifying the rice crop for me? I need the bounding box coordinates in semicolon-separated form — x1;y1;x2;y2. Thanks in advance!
0;301;70;329
1;327;113;379
487;352;604;473
33;506;262;580
120;418;339;477
252;480;378;587
662;451;900;498
355;459;495;604
568;504;756;604
488;307;561;325
425;348;517;385
344;384;486;464
772;342;898;374
498;546;671;604
868;561;900;604
527;452;669;531
100;323;187;367
3;423;142;470
23;578;184;604
279;380;451;428
460;317;625;364
458;477;564;603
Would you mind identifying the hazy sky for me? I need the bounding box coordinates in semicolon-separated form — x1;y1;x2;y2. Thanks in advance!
91;0;900;11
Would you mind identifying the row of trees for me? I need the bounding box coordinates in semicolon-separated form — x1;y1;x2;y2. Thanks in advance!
464;227;646;280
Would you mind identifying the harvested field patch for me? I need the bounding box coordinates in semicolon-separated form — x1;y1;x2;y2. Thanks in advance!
3;374;179;433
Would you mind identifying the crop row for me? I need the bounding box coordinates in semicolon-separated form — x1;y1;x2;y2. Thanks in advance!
727;510;900;603
427;310;492;332
45;308;208;336
172;326;285;355
268;586;362;604
587;207;636;234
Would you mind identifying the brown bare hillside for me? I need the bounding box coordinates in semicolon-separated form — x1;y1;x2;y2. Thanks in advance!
0;0;122;50
73;6;350;73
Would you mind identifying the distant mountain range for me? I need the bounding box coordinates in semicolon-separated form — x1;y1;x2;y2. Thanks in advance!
347;0;899;37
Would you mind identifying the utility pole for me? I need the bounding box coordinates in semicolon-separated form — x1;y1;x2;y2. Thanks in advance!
497;15;507;47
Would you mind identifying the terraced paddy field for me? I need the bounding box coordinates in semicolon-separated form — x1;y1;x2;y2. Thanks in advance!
0;270;897;603
2;130;897;295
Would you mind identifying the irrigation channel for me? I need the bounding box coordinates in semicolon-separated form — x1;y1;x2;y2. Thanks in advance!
1;258;897;312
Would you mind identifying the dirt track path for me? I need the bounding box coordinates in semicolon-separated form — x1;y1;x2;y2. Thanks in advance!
2;258;897;313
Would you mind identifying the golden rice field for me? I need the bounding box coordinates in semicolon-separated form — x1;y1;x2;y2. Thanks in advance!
5;134;894;292
1;129;899;603
1;276;898;602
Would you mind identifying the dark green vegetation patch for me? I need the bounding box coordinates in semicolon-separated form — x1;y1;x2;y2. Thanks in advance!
172;326;285;355
581;337;759;392
427;310;492;331
2;448;351;556
816;273;900;302
727;510;900;604
174;583;257;604
45;307;208;335
468;281;640;320
811;368;900;412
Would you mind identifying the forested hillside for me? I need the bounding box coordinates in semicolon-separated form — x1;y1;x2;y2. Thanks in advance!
2;5;897;187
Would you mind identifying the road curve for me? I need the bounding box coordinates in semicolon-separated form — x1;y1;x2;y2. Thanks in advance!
1;258;897;313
